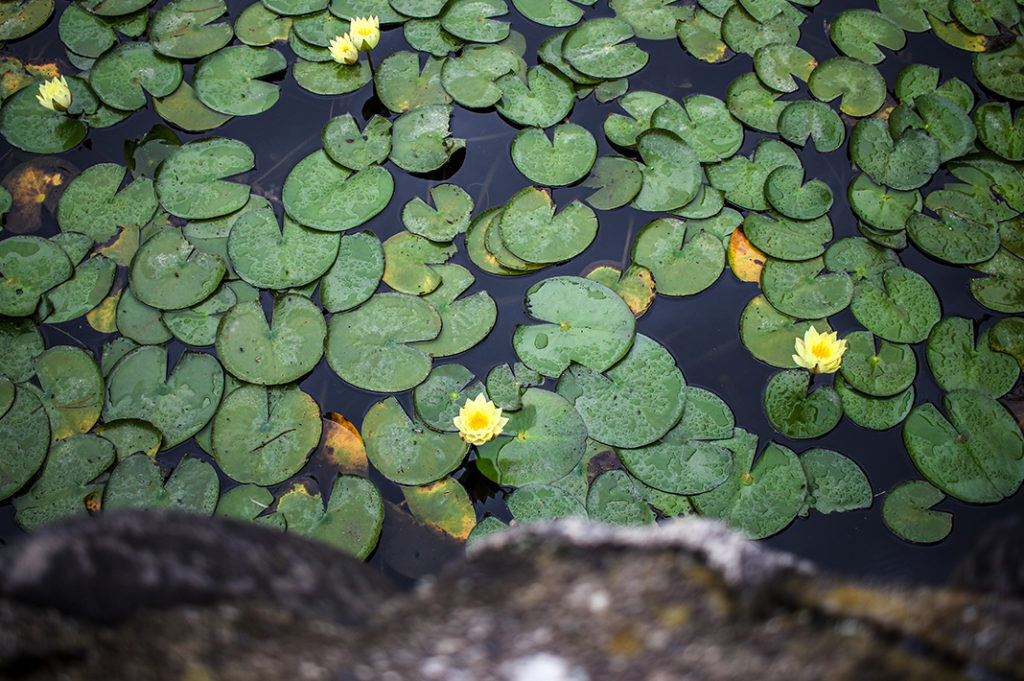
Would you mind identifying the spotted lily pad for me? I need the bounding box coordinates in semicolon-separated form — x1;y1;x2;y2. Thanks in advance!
764;166;833;221
882;480;952;543
840;330;916;397
412;363;484;432
726;71;788;133
889;94;976;164
585;469;655;525
363;397;468;484
799;447;871;514
156;138;254;220
777;100;845;153
498;187;597;264
441;43;524;107
753;43;815;91
103;453;219;514
807;57;885;116
849;118;939;191
830;8;905;63
974;101;1024;161
211;383;321;485
0;0;54;40
631;129;702;212
216;294;326;385
496;64;575;128
475;387;587;485
57;163;157;243
90;43;182;111
561;18;648;79
440;0;510;42
850;266;940;344
150;0;233;59
12;434;115;531
95;418;162;460
721;5;800;55
764;369;842;439
402;476;476;539
511;124;596;186
513;276;635;377
227;205;339;289
326;293;440;392
194;45;286;115
742;212;832;261
375;52;450;113
761;256;853;319
925;317;1018;398
389;104;465;173
835;374;914;431
706;138;799;211
103;345;224;449
584;264;655;316
277;475;383;558
322;114;392;172
581;156;643;210
603;90;669;147
739;295;832;368
402;184;473;242
973;38;1024;101
153;82;234;132
129;227;225;310
631;217;724;296
282;150;393;232
507;483;586;523
320;231;383;313
847;172;921;233
0;236;72;317
381;230;455;295
690;430;807;539
0;386;50;501
907;212;999;266
30;345;103;442
650;95;743;163
413;264;497;357
0;82;88;152
675;7;730;64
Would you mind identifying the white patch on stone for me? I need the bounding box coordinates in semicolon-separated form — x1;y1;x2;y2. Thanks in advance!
503;653;589;681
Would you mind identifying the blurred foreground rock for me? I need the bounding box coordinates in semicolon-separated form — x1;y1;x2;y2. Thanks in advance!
0;512;1021;681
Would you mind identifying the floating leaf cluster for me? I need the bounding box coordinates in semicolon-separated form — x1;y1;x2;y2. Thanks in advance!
1;0;1024;558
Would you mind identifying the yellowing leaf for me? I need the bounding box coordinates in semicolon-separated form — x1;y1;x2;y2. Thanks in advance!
402;477;476;540
319;412;368;476
584;263;656;317
728;227;766;283
95;224;140;267
87;285;122;333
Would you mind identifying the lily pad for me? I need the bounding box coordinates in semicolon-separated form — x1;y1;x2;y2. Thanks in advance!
282;150;393;232
849;118;939;191
799;447;872;514
726;71;788;133
277;475;383;558
475;387;587;485
496;64;575;128
217;294;326;385
847;172;920;233
404;17;464;56
0;318;42;383
603;90;669;147
150;0;233;59
0;0;54;40
761;256;853;319
829;8;905;64
413;264;497;357
764;369;843;439
156;138;254;220
441;43;524;107
412;363;484;432
103;453;219;514
808;57;886;117
326;293;440;392
402;184;473;242
375;51;450;113
293;59;372;95
753;42;815;92
974;101;1024;161
631;129;702;212
31;345;103;442
511;124;596;187
227;205;339;289
440;0;510;42
402;477;476;539
363;396;468;484
764;166;833;221
925;317;1018;398
777;99;845;153
739;295;832;368
561;18;648;79
320;231;384;313
581;156;643;210
116;287;172;345
904;389;1024;503
675;7;731;64
690;430;807;539
840;330;916;397
822;236;901;286
194;45;286;115
513;276;635;377
215;484;284;527
211;383;321;485
90;42;182;111
743;212;832;261
631;217;725;296
882;480;952;543
235;2;292;44
12;434;115;531
650;94;744;163
706;138;799;211
153;82;234;132
907;212;999;266
322;114;392;171
721;5;799;55
0;83;88;154
507;483;586;523
103;345;224;449
889;94;976;164
850;266;941;344
95;418;161;460
834;374;914;431
585;469;655;525
381;230;455;295
57;163;157;243
390;104;465;173
0;386;50;502
0;236;73;317
129;226;225;310
498;187;597;264
974;38;1024;101
584;264;655;316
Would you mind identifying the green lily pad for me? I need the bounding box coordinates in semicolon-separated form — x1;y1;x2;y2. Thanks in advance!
291;8;347;45
847;172;920;233
156;138;254;220
581;156;643;210
903;389;1024;503
227;205;339;289
835;374;914;431
216;294;326;385
830;8;905;64
603;90;669;147
12;434;115;531
777;99;845;153
391;0;447;18
990;316;1024;370
31;345;103;441
725;71;787;133
194;45;286;115
413;264;497;357
57;163;157;243
557;334;684;448
799;447;871;514
889;94;976;164
215;484;285;527
675;7;731;64
498;187;597;264
761;256;853;319
58;5;118;59
293;59;372;95
375;51;450;114
412;363;484;432
507;483;587;523
808;57;885;116
951;0;1019;34
441;43;524;107
116;287;173;345
0;386;50;501
706;138;799;211
840;330;916;397
277;475;383;558
513;276;635;377
440;0;509;42
850;266;940;344
631;129;702;212
476;387;587;485
103;453;219;515
381;230;455;295
320;231;383;313
974;38;1024;101
561;18;648;79
163;281;256;346
322;114;392;171
0;319;41;383
43;255;115;324
496;64;574;127
743;212;832;261
610;0;689;39
211;383;321;485
974;101;1024;161
0;0;53;40
849;118;939;191
150;0;233;59
925;317;1018;398
631;217;725;296
266;0;326;14
739;295;832;368
721;5;799;56
103;345;224;448
0;82;88;153
129;226;225;310
153;82;234;132
282;150;393;232
326;293;440;392
876;0;947;29
753;42;815;92
690;431;806;539
404;17;464;56
235;1;292;45
401;476;476;539
363;396;468;484
882;480;951;543
907;212;999;265
402;184;473;242
88;42;182;112
822;236;901;286
95;418;162;460
0;236;73;317
585;469;655;525
479;205;546;273
389;104;465;173
651;94;743;163
511;124;596;187
895;63;974;110
764;165;833;221
764;369;843;439
484;362;541;411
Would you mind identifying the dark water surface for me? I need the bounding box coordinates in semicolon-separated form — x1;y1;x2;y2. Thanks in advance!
1;0;1022;588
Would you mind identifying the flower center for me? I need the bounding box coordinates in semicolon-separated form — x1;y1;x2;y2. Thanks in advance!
811;342;831;359
468;412;490;430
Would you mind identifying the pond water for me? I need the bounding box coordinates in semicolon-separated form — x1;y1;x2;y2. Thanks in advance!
1;0;1023;588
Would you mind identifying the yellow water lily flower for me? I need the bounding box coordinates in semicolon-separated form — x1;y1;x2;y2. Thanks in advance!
329;33;359;64
453;392;508;445
349;15;380;52
37;76;72;113
793;326;847;374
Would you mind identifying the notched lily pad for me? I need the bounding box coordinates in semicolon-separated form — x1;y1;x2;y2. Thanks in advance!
764;369;843;440
882;479;952;543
